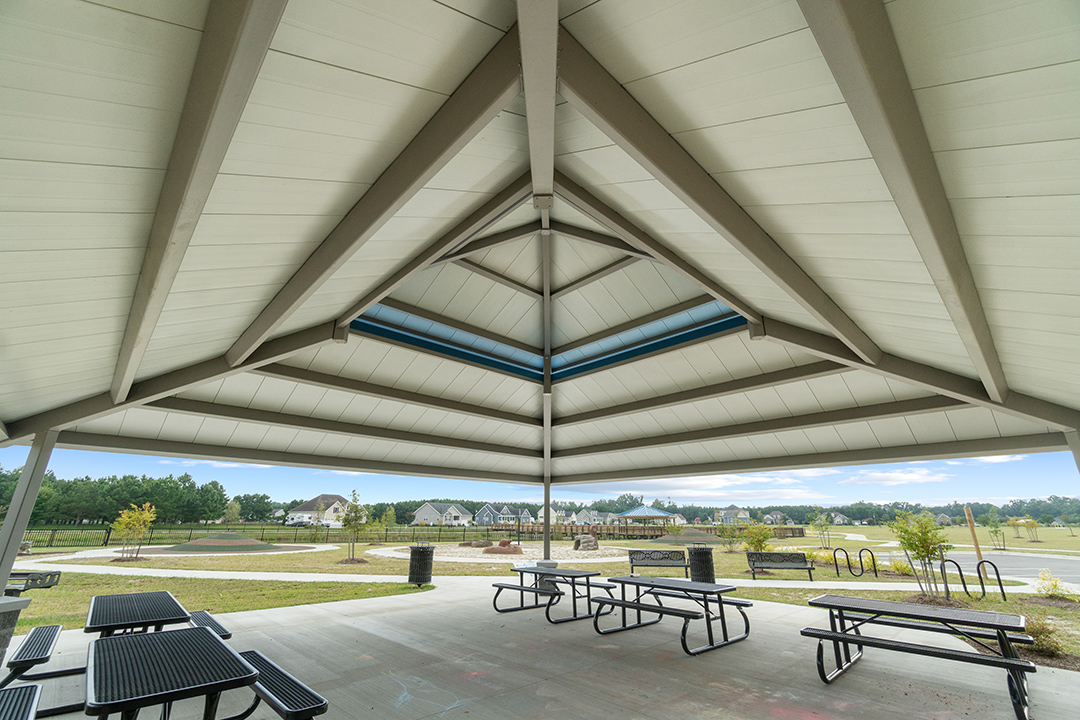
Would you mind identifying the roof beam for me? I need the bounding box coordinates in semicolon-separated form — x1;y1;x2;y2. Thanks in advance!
435;221;542;265
0;429;57;583
57;432;539;485
554;361;848;427
553;433;1068;484
517;0;558;196
1066;430;1080;476
3;322;341;446
224;28;523;367
336;172;533;325
454;259;543;299
549;221;649;258
557;27;882;365
798;0;1008;403
377;298;540;355
553;295;715;355
554;172;759;321
253;364;540;428
755;318;1080;432
554;395;965;458
0;419;8;443
551;257;639;301
149;397;540;459
110;0;287;403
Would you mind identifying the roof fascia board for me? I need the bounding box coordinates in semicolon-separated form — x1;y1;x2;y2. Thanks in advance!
434;221;542;264
549;221;648;258
798;0;1008;402
252;364;540;428
149;397;540;459
557;27;882;365
454;258;543;299
553;295;715;355
554;395;965;458
337;172;534;324
550;257;639;300
554;360;848;427
377;298;541;355
56;432;540;485
554;433;1068;483
756;318;1080;431
111;0;288;403
553;171;760;320
3;322;340;445
225;27;524;367
517;0;558;196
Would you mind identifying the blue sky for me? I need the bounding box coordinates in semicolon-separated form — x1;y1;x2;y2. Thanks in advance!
1;444;1077;508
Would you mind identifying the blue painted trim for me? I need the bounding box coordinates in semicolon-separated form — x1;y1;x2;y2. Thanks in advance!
551;314;748;381
350;318;544;382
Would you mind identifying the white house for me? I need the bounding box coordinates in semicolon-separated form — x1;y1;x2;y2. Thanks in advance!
715;505;750;525
474;503;533;526
287;494;349;527
535;503;570;525
411;502;473;526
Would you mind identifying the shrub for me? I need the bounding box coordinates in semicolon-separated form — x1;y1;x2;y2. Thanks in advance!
1025;614;1065;656
742;523;774;552
1034;569;1080;601
888;556;913;576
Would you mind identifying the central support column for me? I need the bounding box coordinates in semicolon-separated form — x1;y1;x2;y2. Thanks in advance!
541;216;553;560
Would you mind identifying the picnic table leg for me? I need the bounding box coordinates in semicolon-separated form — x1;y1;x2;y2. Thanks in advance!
814;610;863;684
997;629;1030;720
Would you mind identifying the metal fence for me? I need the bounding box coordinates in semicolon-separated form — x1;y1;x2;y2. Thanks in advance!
20;522;803;549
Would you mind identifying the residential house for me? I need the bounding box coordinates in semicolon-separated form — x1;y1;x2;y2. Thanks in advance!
832;513;850;525
411;502;473;526
574;509;618;525
287;494;348;527
936;513;953;526
474;503;533;526
715;505;750;525
763;511;785;525
535;503;569;525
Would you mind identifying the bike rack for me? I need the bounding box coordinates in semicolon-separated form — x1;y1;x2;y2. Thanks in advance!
940;558;1007;601
832;547;878;578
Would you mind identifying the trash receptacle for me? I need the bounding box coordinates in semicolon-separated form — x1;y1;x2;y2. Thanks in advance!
408;541;434;586
687;542;715;584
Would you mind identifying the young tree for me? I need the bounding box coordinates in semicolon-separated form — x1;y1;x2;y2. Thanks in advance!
888;511;953;596
742;522;774;552
223;500;242;524
380;506;396;527
340;490;369;561
715;523;741;552
810;511;833;549
112;503;156;559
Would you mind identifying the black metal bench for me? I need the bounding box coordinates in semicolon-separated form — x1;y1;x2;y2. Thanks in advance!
237;650;328;720
0;685;40;720
628;550;689;577
4;572;61;598
746;551;813;580
491;583;563;614
189;610;232;639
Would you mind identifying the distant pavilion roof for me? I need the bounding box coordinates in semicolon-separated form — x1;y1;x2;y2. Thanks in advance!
617;506;677;519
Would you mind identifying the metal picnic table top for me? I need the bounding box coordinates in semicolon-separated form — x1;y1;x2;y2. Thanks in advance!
808;594;1026;632
85;590;191;637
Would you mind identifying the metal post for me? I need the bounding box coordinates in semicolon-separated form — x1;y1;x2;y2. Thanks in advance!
0;430;58;584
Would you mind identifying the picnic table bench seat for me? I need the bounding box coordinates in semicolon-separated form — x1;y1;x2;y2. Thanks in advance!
590;596;704;621
643;587;753;608
0;685;40;720
628;550;689;577
746;551;814;580
238;650;328;720
189;610;232;639
491;582;563;614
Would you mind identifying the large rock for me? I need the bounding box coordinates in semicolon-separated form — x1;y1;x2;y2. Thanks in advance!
573;534;599;551
483;544;522;555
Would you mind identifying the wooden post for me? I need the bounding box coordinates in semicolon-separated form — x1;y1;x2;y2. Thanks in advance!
965;507;987;578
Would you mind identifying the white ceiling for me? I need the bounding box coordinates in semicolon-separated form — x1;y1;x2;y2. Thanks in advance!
2;0;1078;487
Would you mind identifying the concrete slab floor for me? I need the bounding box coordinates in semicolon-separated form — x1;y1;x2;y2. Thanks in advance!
9;576;1075;719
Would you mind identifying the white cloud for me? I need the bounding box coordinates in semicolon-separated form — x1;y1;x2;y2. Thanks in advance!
159;459;271;469
973;455;1026;464
837;468;950;486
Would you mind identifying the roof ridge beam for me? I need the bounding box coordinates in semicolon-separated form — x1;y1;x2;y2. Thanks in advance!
798;0;1008;402
755;318;1080;431
435;221;542;264
149;397;540;459
557;27;882;365
553;172;759;321
253;364;540;427
336;172;534;325
111;0;287;403
225;27;524;367
57;432;539;485
554;395;965;458
3;322;341;445
554;361;848;427
517;0;558;196
553;433;1068;484
550;257;639;300
549;221;649;258
377;298;541;355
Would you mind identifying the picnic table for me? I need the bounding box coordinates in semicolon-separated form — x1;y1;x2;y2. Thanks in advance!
493;566;614;623
84;591;191;637
802;594;1036;720
591;576;752;656
85;626;258;720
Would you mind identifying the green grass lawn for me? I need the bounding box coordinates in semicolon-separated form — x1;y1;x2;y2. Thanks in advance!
817;524;1080;552
13;573;428;635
